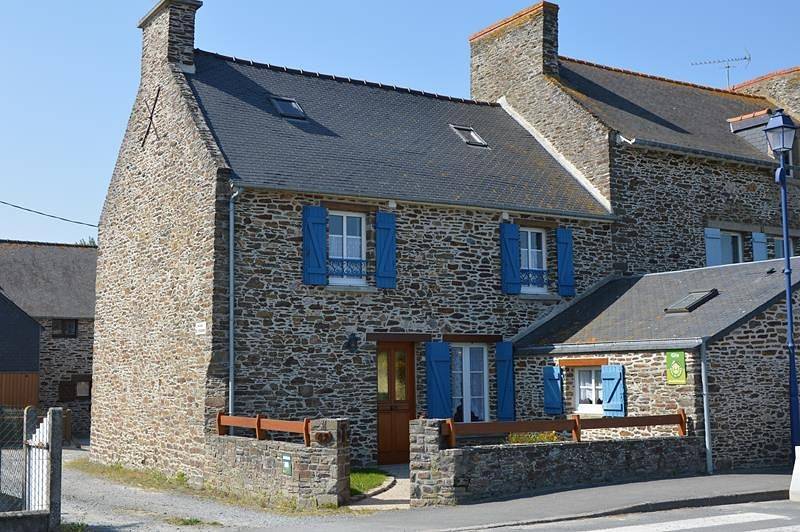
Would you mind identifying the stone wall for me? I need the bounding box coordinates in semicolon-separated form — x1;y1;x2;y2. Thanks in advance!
735;69;800;119
610;146;800;274
91;1;229;482
231;189;614;464
706;290;800;470
203;418;349;508
409;418;704;506
37;318;94;436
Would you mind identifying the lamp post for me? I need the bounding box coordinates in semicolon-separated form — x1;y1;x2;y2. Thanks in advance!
765;108;800;450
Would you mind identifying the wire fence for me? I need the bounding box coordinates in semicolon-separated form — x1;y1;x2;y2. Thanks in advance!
0;408;25;512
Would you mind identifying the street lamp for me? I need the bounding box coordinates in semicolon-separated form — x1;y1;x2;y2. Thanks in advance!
764;108;800;451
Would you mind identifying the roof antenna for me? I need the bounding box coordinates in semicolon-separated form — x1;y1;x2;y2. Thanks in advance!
691;50;751;89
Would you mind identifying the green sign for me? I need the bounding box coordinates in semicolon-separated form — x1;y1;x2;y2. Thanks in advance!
666;350;686;385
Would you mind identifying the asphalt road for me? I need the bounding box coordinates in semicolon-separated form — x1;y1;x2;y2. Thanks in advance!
503;501;800;532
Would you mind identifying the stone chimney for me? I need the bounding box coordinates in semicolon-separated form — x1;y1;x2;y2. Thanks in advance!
470;2;559;102
733;67;800;120
138;0;202;74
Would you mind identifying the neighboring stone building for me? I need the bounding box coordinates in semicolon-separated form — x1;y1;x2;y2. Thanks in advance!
93;0;800;484
470;2;800;274
0;240;97;435
513;258;800;471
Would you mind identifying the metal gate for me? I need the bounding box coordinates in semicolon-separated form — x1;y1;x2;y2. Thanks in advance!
0;406;61;517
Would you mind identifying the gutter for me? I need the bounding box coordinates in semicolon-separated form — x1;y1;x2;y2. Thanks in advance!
614;134;777;170
235;182;616;224
699;337;714;474
515;337;702;355
228;184;241;428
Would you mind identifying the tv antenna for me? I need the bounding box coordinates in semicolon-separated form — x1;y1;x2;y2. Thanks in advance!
691;51;751;89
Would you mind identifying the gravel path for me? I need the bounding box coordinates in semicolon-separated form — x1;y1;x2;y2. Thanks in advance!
61;447;359;531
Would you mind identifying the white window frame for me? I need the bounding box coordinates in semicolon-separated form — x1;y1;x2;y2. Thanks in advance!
327;211;367;286
519;228;548;294
573;366;604;415
774;236;795;259
720;231;743;265
450;343;490;423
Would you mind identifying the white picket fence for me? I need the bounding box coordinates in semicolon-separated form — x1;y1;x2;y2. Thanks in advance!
25;414;50;511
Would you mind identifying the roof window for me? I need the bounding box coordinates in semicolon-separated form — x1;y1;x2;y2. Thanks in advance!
664;289;719;314
271;96;306;120
450;125;488;147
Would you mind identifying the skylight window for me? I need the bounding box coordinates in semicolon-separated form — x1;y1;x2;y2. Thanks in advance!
664;289;719;314
450;125;488;147
271;96;306;120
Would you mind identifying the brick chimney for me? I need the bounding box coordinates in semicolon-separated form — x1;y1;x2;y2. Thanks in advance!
138;0;202;74
470;2;559;102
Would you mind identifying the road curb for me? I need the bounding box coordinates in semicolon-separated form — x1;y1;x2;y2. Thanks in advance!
439;489;789;531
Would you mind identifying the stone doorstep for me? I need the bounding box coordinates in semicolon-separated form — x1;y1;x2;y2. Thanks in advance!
349;473;397;503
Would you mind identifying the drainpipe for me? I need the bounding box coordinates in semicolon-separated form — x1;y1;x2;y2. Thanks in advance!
699;337;714;474
228;185;241;427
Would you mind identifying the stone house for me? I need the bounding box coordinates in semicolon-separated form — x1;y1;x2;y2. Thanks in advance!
0;240;96;435
92;0;800;479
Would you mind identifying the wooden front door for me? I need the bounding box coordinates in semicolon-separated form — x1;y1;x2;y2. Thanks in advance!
377;342;415;464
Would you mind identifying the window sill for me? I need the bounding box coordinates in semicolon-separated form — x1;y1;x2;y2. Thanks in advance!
518;293;562;302
325;284;378;294
573;411;604;419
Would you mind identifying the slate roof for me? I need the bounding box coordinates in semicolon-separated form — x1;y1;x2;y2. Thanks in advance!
515;257;800;351
558;57;775;163
185;50;611;218
0;240;97;319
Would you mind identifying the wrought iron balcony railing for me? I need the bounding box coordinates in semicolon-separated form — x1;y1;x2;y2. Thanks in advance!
327;258;367;280
521;268;547;288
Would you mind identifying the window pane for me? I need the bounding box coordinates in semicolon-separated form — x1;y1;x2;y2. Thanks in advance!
520;247;529;269
329;235;343;257
452;398;464;421
776;238;785;259
732;235;741;263
377;351;389;402
346;236;362;258
532;232;543;251
720;234;733;264
451;348;463;399
329;215;343;236
346;216;361;237
470;373;484;397
469;347;484;370
520;231;529;251
394;351;407;401
470;398;485;421
533;250;544;269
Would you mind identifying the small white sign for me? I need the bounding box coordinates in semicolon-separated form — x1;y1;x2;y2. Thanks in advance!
194;321;207;336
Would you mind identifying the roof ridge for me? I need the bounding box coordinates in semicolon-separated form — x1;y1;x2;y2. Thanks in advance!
731;65;800;91
0;239;97;249
193;49;498;107
559;55;770;100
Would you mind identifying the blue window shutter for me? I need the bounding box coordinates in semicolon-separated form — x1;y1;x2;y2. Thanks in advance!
495;342;515;421
602;364;626;418
375;212;397;289
543;365;564;415
704;227;722;266
752;232;768;261
556;227;576;297
426;342;452;419
500;223;521;294
302;205;327;285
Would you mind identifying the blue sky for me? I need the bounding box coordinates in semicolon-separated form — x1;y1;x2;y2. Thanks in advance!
1;0;798;243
